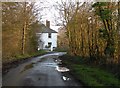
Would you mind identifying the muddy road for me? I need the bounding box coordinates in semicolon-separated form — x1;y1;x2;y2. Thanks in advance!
3;52;83;87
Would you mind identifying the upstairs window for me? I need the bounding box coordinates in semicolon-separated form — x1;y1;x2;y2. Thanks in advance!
48;33;51;38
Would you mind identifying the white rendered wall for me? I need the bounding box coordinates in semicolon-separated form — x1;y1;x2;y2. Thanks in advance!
37;33;57;51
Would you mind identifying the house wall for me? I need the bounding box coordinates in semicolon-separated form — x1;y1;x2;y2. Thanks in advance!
37;33;57;51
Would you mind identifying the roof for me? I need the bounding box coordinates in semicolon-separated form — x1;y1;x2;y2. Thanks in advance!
36;24;57;33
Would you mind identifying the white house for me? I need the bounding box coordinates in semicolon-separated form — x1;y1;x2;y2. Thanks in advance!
36;20;57;51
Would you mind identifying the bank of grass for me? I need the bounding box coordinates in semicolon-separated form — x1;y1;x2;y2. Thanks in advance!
72;65;120;88
54;47;68;52
60;55;120;88
3;50;47;64
2;50;47;75
15;50;47;60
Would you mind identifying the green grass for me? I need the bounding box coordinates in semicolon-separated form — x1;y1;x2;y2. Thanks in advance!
54;48;68;52
21;63;34;73
60;55;120;88
72;64;120;88
14;50;47;60
3;50;47;64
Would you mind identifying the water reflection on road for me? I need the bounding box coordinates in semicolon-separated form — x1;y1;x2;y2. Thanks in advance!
3;52;82;87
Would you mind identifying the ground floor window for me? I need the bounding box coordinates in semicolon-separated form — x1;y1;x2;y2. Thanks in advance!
48;42;52;48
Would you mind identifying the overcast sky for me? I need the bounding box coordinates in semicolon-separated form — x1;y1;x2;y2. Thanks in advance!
35;0;92;31
35;0;94;26
35;0;60;26
35;0;116;31
35;0;64;32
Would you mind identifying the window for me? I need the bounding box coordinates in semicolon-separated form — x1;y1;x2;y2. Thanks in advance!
53;47;56;50
48;42;52;47
48;33;51;38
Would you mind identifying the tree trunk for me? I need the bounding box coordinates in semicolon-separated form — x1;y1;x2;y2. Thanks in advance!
118;1;120;33
21;2;27;55
22;23;26;55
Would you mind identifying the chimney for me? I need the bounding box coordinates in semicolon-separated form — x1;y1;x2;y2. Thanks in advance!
46;20;50;28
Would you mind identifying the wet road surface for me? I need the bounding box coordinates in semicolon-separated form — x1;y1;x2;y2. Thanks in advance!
3;52;83;87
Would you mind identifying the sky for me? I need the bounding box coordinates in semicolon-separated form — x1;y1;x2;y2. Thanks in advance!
35;0;62;31
35;0;60;25
35;0;85;31
35;0;92;26
35;0;58;24
35;0;117;31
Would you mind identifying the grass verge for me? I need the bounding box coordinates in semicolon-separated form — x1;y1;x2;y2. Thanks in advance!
2;50;47;75
3;50;47;64
60;54;120;88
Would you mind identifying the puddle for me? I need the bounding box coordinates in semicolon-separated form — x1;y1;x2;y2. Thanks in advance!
38;77;41;80
55;59;62;64
31;62;37;64
55;58;70;72
56;66;70;72
45;52;67;56
41;63;57;67
21;63;34;73
37;60;42;63
62;76;70;81
23;76;35;86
